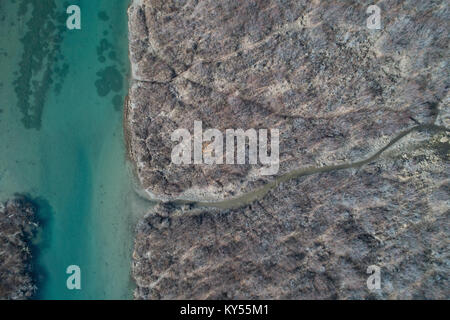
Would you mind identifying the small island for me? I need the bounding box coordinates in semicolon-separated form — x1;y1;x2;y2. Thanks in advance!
0;197;38;300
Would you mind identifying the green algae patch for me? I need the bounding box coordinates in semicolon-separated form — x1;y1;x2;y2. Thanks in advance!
96;38;113;57
98;11;109;22
13;0;68;130
95;66;123;97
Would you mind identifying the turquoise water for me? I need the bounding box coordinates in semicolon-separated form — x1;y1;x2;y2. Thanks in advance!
0;0;146;299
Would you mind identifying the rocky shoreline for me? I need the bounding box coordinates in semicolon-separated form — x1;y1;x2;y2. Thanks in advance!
0;197;38;300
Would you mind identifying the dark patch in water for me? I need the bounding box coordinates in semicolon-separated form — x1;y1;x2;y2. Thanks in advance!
112;94;123;112
108;50;117;61
98;11;110;22
53;63;69;95
97;38;112;57
12;0;68;130
95;66;123;97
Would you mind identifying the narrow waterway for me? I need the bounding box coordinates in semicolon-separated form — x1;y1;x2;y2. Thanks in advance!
0;0;148;299
170;124;448;210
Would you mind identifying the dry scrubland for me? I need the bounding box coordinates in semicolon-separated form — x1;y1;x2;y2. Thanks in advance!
127;0;449;299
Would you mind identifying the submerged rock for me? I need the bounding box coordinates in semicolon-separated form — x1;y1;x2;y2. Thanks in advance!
0;197;37;300
126;0;448;202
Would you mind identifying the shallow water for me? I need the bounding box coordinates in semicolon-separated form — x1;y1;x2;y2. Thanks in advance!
0;0;147;299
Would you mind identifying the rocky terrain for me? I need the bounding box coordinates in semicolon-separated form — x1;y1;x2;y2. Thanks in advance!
133;132;449;299
0;198;37;300
126;0;448;202
127;0;449;299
